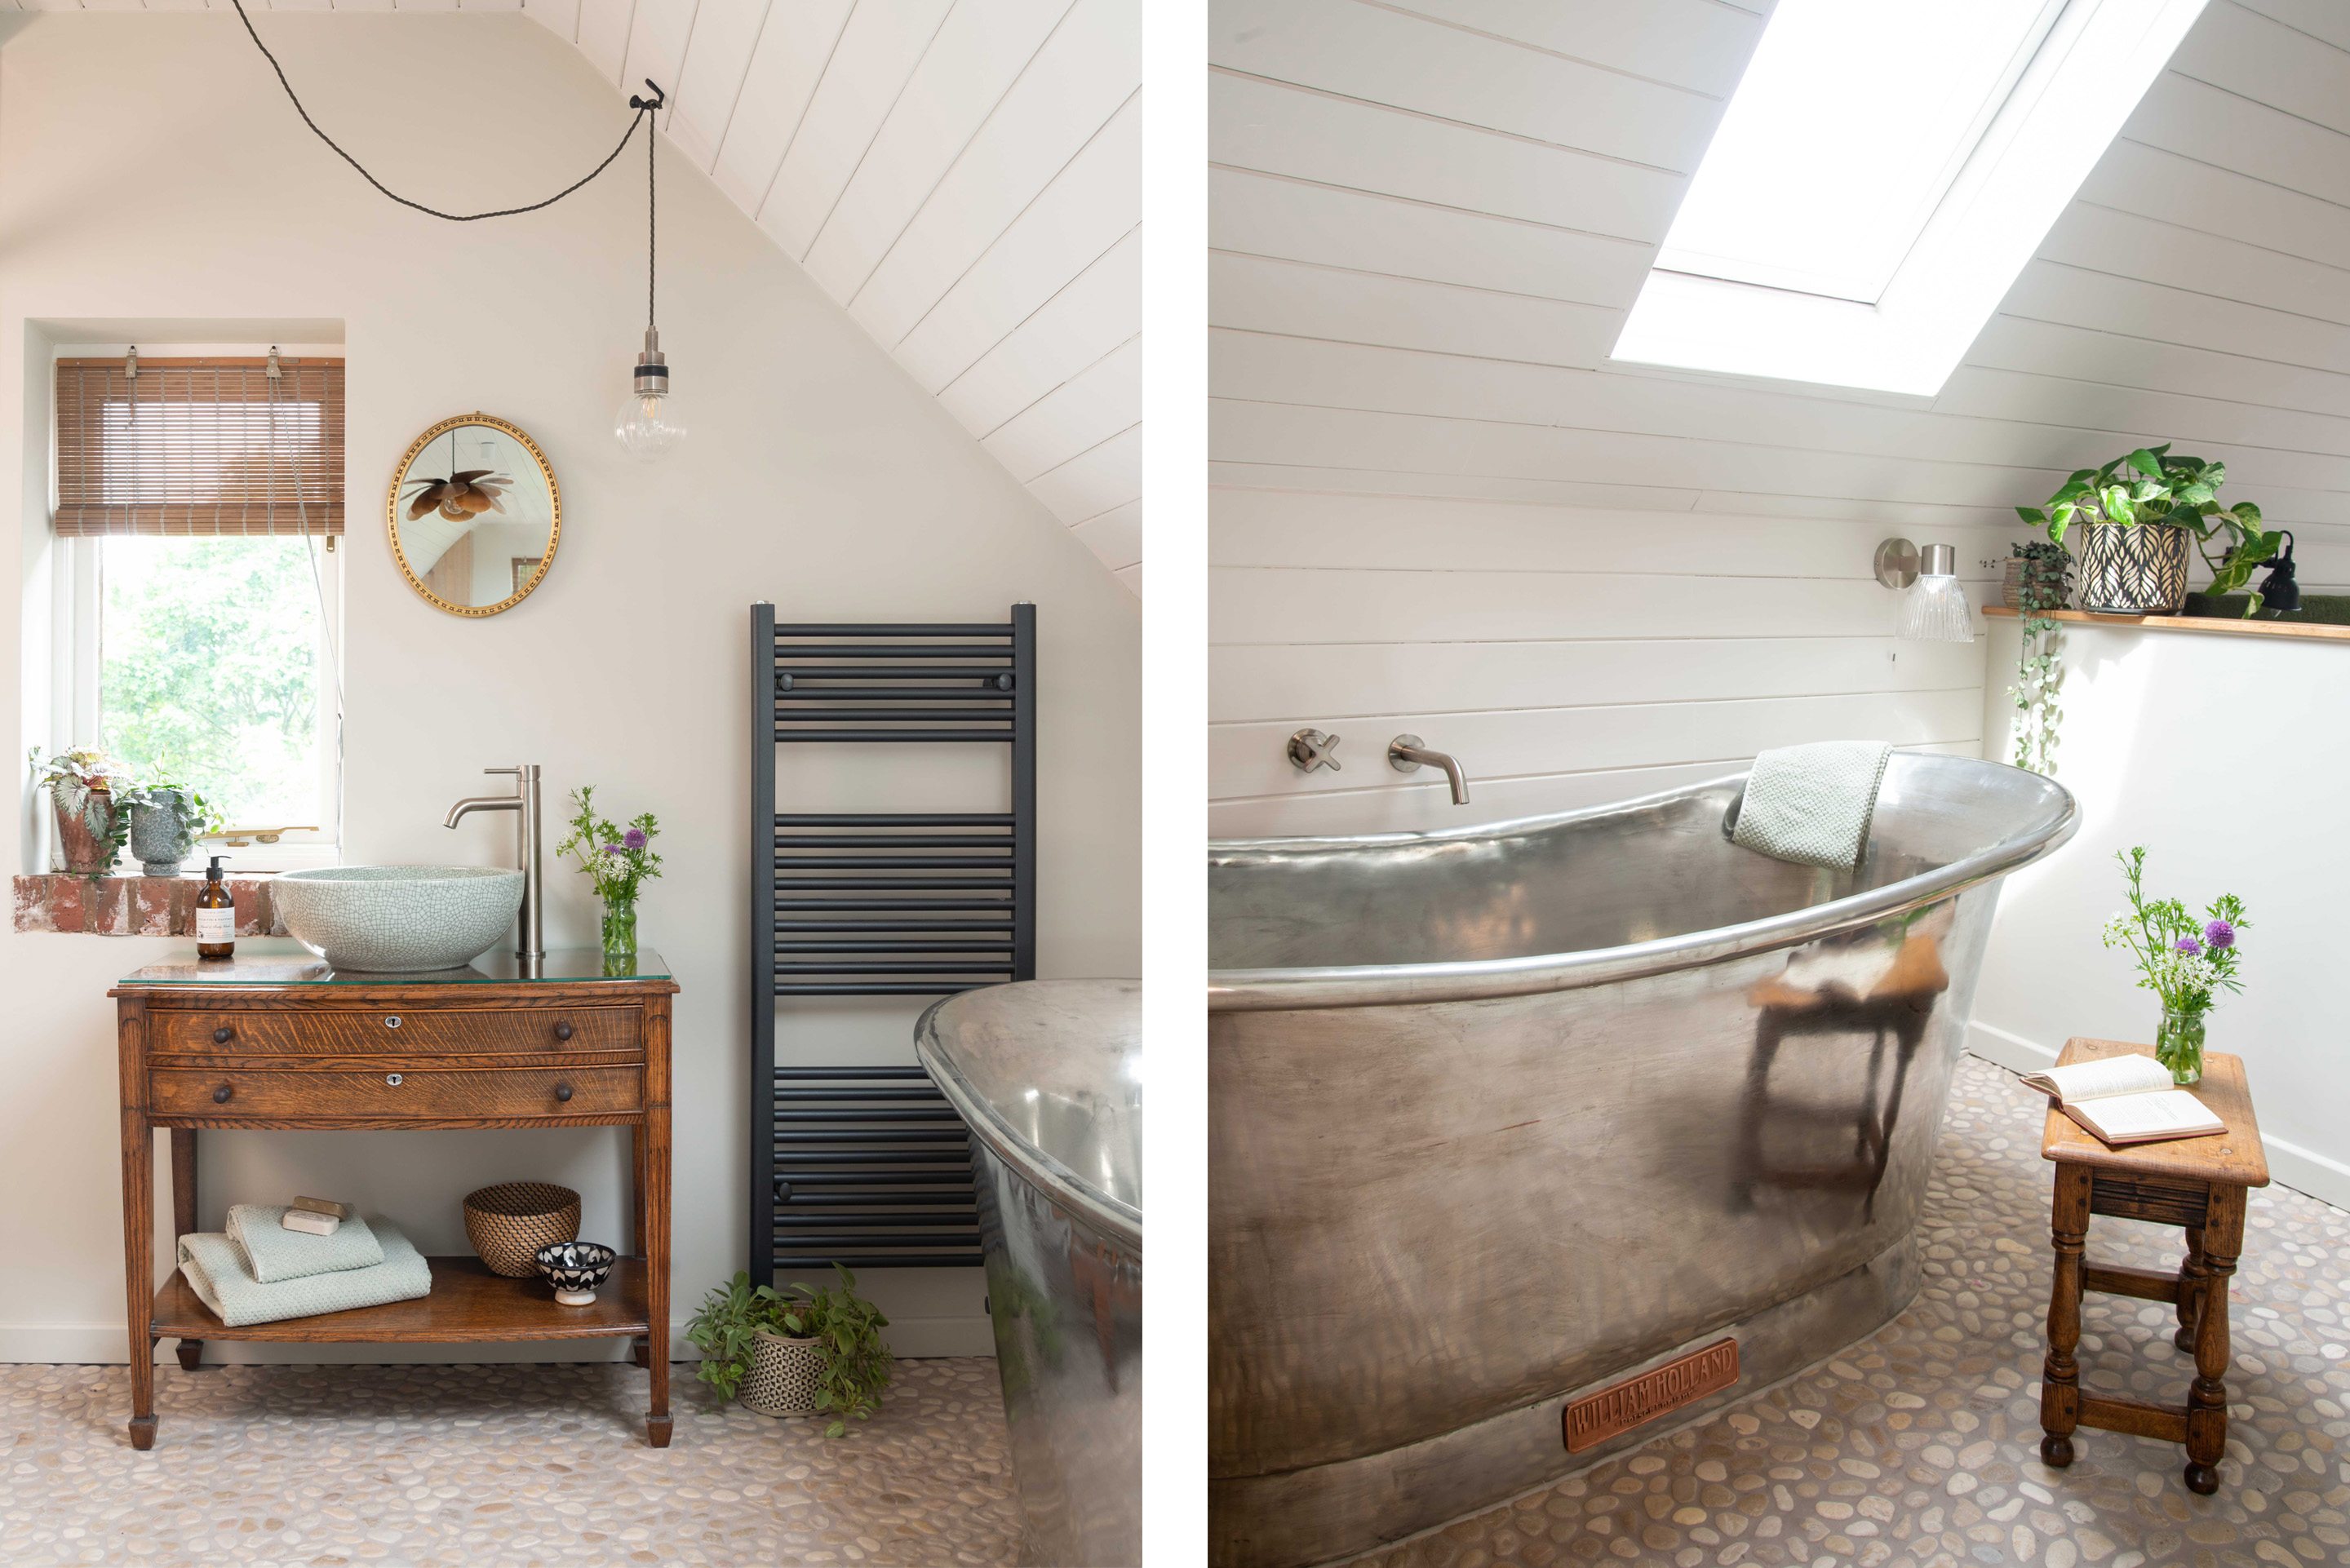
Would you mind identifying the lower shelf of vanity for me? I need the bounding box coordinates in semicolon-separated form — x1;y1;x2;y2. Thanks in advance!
150;1255;650;1343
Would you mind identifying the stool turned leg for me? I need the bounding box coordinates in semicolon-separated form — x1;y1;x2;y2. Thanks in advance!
2041;1163;2091;1467
2184;1187;2244;1495
2175;1225;2206;1353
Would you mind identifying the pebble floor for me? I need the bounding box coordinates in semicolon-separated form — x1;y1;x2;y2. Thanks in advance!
1353;1054;2350;1568
0;1355;1020;1566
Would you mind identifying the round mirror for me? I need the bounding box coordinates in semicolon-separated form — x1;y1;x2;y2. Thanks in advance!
387;414;560;617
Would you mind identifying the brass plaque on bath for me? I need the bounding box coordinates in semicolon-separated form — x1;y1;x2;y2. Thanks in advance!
1563;1338;1739;1452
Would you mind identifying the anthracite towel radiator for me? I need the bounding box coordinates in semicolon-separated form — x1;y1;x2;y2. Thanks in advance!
748;603;1035;1281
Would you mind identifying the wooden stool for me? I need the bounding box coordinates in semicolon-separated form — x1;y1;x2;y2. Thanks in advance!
2037;1037;2268;1495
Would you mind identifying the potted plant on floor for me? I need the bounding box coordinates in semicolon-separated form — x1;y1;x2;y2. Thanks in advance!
29;748;132;876
2100;846;2248;1087
2017;445;2280;616
685;1263;893;1437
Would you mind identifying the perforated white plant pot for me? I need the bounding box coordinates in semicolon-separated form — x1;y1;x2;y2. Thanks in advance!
740;1329;825;1419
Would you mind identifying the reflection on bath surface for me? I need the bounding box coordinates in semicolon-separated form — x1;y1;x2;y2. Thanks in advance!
1207;754;2075;1568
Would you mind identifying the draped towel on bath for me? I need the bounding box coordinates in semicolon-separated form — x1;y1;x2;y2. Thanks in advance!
225;1204;384;1282
1728;740;1893;872
178;1220;431;1327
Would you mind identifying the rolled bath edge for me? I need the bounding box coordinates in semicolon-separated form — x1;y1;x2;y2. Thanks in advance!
1209;1233;1924;1568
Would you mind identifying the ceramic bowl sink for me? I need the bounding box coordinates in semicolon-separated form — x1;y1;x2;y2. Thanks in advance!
270;866;523;973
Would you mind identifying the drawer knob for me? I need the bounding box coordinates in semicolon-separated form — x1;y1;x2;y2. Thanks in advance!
554;1021;574;1042
212;1026;233;1044
554;1083;574;1103
384;1016;403;1030
385;1074;403;1087
212;1084;233;1104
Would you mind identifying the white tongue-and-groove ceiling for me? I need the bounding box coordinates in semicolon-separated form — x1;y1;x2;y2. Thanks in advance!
21;0;1142;594
1209;0;2350;589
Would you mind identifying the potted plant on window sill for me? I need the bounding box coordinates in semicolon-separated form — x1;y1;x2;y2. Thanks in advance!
2017;445;2279;617
121;769;224;877
684;1264;893;1437
29;748;133;877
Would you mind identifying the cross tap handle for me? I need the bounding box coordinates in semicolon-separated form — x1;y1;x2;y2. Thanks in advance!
1287;729;1344;774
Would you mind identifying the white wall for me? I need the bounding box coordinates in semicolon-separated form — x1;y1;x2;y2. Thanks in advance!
1207;0;2350;836
0;16;1138;1362
1972;617;2350;1208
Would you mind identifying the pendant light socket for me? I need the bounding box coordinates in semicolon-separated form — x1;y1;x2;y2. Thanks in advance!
632;326;669;398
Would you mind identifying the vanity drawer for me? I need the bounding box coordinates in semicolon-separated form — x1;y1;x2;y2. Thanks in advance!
149;1065;643;1121
152;1006;641;1060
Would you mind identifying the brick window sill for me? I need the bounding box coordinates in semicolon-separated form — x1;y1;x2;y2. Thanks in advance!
12;874;286;937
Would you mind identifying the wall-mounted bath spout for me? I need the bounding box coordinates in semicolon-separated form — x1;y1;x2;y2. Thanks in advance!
1287;729;1343;774
445;764;543;961
1388;734;1470;805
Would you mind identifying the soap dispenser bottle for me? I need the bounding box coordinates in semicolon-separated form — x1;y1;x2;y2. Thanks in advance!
195;855;234;960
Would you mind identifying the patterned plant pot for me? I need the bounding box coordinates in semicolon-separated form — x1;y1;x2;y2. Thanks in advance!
52;787;117;875
2073;522;2189;613
741;1328;826;1418
128;789;199;876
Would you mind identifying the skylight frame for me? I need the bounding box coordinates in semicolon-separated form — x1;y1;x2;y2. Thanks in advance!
1611;0;2214;397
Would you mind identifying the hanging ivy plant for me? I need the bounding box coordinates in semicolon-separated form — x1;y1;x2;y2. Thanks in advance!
2009;542;2070;777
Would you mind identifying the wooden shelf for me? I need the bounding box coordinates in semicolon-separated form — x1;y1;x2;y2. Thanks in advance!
152;1256;650;1344
1984;605;2350;644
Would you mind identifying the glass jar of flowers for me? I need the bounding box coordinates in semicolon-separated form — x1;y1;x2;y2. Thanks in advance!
2099;846;2246;1085
557;786;662;968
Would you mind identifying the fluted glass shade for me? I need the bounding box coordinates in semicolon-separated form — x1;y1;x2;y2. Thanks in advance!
1896;573;1974;642
613;388;686;462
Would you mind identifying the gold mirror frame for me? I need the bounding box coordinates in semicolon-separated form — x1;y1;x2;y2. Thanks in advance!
386;412;561;618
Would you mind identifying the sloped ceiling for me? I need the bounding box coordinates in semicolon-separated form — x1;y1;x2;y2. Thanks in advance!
20;0;1142;594
1208;0;2350;589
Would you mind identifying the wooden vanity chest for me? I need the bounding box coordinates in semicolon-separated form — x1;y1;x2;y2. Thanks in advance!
111;951;678;1451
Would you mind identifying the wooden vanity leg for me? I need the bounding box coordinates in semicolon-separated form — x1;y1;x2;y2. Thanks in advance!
170;1129;202;1371
2184;1185;2243;1495
630;1123;651;1370
119;1003;156;1451
643;998;672;1447
2039;1163;2091;1468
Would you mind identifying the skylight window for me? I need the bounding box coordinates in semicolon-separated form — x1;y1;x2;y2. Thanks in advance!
1657;0;2065;304
1612;0;2212;396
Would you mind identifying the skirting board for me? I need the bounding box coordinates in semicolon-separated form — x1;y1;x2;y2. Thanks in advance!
0;1313;994;1365
1965;1023;2350;1212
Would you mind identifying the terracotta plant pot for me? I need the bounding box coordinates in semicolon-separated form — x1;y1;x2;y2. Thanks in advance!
2073;522;2189;613
53;786;118;875
740;1328;827;1418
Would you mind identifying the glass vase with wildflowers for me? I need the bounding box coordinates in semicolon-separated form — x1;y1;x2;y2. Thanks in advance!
557;786;661;963
2098;846;2246;1085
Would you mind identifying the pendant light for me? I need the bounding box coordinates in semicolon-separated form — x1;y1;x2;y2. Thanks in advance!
613;82;685;462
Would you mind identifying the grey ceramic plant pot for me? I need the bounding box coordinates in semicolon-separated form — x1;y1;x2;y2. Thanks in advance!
127;789;199;876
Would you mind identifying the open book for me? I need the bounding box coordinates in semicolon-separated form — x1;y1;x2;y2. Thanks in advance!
2022;1055;2225;1147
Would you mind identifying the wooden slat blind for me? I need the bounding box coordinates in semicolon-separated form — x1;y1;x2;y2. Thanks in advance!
53;357;344;536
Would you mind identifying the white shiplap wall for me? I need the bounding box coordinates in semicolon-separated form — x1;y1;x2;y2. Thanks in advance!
1208;0;2350;835
30;0;1142;591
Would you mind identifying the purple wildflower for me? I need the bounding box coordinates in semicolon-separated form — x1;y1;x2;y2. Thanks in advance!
603;842;624;857
2205;919;2235;950
2175;936;2201;956
623;827;649;850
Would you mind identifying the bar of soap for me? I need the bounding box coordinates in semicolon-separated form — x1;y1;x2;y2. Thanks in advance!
281;1208;339;1236
290;1196;352;1220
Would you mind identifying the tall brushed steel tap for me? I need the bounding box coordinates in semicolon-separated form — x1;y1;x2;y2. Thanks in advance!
444;764;543;961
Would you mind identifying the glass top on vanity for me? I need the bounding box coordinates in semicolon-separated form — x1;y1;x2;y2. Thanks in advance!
119;949;671;986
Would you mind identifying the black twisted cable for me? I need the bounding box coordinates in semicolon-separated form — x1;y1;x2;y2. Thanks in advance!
230;0;664;224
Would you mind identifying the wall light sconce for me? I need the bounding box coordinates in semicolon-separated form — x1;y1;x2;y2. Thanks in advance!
1876;538;1974;642
2258;530;2299;613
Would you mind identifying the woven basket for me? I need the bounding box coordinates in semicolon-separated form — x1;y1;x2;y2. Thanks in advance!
463;1182;581;1278
741;1329;827;1418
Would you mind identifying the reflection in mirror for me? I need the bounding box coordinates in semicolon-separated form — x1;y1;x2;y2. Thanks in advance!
387;414;559;617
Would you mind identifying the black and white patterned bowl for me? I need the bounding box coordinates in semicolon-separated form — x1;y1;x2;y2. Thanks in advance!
534;1240;616;1306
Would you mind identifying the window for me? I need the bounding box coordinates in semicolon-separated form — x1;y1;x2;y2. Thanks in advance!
51;352;343;868
1612;0;2213;395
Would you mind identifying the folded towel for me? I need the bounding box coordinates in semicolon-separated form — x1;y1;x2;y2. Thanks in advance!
178;1221;431;1327
227;1204;384;1282
1729;740;1893;872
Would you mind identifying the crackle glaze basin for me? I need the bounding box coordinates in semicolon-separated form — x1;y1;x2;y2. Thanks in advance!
270;866;523;973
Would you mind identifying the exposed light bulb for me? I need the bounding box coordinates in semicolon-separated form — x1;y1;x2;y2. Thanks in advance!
614;326;686;461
